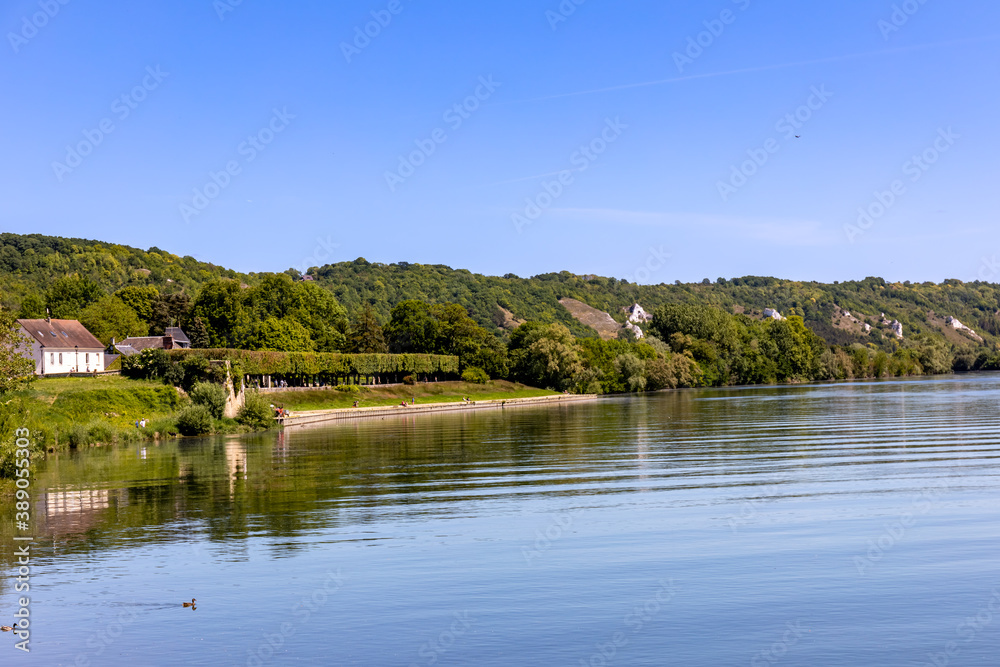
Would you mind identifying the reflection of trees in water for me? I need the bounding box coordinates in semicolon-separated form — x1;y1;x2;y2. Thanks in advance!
0;387;910;567
0;380;994;575
3;405;644;561
0;394;755;567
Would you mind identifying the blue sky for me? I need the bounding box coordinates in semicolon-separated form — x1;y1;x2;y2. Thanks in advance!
2;0;998;284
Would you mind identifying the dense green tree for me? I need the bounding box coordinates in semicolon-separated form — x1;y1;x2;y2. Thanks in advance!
237;391;274;430
238;317;314;352
873;350;890;377
288;281;349;352
151;292;191;334
645;354;701;390
17;293;46;319
188;317;211;349
906;335;952;375
385;300;440;353
455;327;509;379
114;285;160;324
46;275;104;318
768;316;823;381
508;322;582;390
383;301;509;376
188;279;250;348
431;304;482;352
189;382;227;419
247;274;297;320
614;353;647;392
79;296;149;346
0;307;35;395
347;305;388;353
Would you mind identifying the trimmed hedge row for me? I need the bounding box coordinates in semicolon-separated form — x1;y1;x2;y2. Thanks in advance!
161;349;460;377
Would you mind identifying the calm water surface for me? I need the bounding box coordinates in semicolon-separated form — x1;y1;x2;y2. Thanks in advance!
3;375;1000;665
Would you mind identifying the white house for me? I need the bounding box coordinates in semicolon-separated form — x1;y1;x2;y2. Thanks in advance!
17;318;106;375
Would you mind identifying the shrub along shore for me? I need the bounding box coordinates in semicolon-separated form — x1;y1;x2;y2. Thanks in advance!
0;374;554;494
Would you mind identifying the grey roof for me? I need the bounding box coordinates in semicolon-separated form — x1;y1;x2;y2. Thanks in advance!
18;319;104;350
118;336;170;352
165;327;190;344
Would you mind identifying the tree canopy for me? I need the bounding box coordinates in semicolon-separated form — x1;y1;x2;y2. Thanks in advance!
0;307;34;396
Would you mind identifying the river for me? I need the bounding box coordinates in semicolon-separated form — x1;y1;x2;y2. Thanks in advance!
3;374;1000;665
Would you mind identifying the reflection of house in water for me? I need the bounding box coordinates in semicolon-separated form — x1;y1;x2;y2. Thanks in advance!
225;439;248;497
37;488;127;539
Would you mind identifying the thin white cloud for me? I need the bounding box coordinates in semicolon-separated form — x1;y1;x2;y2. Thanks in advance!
548;207;840;247
481;170;574;187
505;34;1000;105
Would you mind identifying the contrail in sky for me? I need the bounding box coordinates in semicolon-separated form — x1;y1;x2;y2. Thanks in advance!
506;34;1000;105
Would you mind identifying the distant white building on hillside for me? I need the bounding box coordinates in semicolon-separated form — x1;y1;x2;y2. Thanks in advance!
946;316;984;342
626;304;653;323
623;322;645;339
763;308;785;321
17;318;106;375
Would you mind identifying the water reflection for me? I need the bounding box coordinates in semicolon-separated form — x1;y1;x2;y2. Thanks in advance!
3;374;997;569
1;375;1000;665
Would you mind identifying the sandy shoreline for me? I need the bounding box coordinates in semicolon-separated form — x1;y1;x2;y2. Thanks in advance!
279;393;599;428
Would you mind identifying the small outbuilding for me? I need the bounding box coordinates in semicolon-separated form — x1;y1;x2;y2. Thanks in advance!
116;327;191;356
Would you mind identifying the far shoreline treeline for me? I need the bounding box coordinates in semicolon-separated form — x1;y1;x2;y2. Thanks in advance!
3;232;1000;389
5;229;1000;491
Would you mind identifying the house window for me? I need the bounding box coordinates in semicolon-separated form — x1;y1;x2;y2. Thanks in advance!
58;353;63;365
86;353;90;363
50;353;54;364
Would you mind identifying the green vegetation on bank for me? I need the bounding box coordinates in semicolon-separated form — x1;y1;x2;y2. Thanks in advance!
0;375;179;492
122;348;461;384
0;373;556;491
5;233;1000;353
7;233;1000;490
